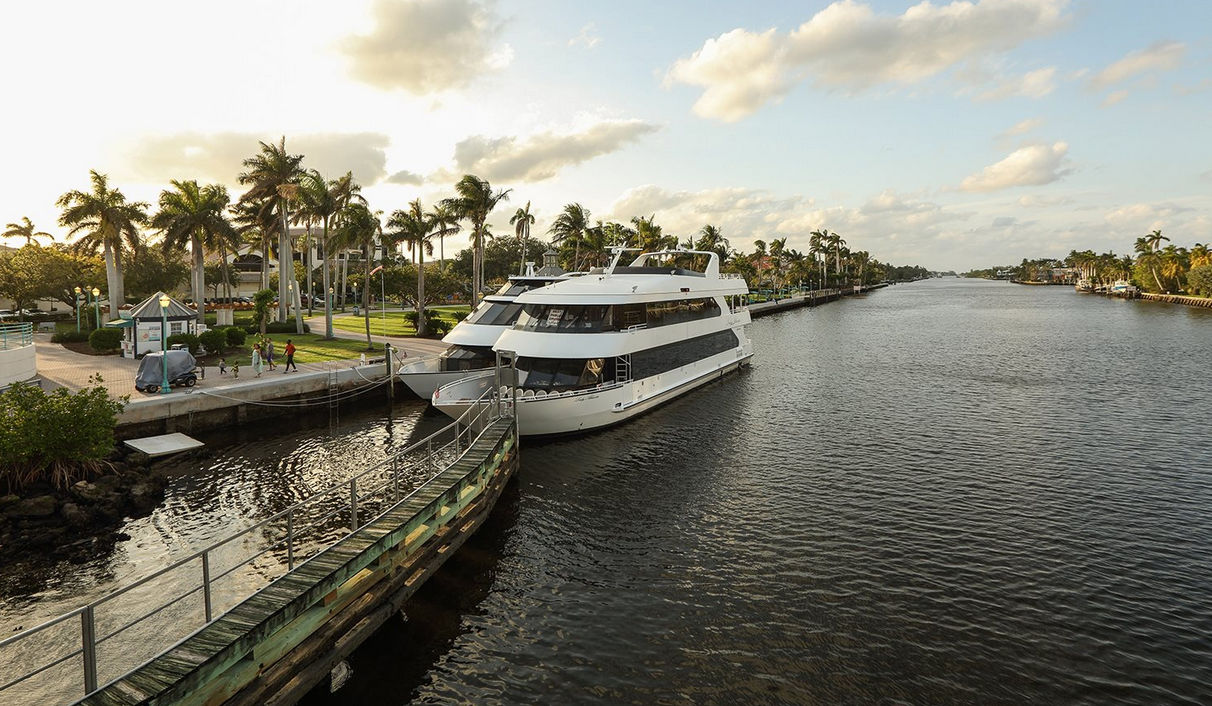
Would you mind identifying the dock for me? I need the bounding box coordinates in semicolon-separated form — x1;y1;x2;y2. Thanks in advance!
123;433;204;458
0;387;520;706
747;284;888;319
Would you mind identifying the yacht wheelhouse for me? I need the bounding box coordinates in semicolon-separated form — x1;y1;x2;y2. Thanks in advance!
432;248;753;435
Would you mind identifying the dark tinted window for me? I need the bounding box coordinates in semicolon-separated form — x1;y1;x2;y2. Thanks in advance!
466;301;524;326
518;298;720;333
518;357;612;391
440;346;495;371
631;329;740;378
520;304;615;332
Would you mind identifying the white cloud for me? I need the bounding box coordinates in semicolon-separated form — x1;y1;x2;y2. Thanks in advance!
976;67;1057;100
569;23;601;49
1173;79;1212;97
445;119;660;183
1090;41;1185;90
387;169;424;186
1000;117;1045;139
666;0;1070;121
1101;90;1129;107
961;142;1071;192
1017;194;1072;208
120;132;392;186
340;0;512;94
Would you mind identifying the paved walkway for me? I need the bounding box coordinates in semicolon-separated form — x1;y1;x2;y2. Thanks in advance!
33;336;360;398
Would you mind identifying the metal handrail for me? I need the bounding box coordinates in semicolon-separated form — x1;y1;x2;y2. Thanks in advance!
0;322;33;351
0;384;509;702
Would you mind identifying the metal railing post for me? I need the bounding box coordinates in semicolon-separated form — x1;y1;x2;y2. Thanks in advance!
202;552;213;622
81;606;97;695
287;511;295;570
392;457;399;501
349;478;359;532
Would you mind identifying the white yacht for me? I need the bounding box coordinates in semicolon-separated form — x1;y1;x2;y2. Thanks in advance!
397;266;568;399
432;248;753;435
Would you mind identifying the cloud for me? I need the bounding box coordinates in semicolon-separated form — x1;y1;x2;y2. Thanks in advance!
387;169;424;186
1090;41;1184;90
961;142;1071;192
976;67;1057;100
340;0;512;94
121;132;391;186
992;216;1018;227
1100;90;1129;107
1200;170;1212;183
999;118;1045;139
1174;78;1212;97
445;119;659;183
665;0;1070;121
569;23;601;49
1017;194;1073;208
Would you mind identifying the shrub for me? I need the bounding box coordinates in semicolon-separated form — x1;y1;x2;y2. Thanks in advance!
225;326;247;347
252;288;274;334
88;327;124;352
0;376;128;490
52;330;91;343
404;310;449;336
1188;264;1212;297
166;332;201;354
248;321;309;334
198;328;228;355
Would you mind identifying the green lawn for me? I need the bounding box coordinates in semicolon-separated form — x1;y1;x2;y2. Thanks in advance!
258;334;381;364
330;308;468;338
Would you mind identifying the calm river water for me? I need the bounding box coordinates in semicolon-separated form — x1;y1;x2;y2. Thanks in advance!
5;279;1212;705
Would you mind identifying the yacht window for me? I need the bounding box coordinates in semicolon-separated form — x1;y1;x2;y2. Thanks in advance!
439;346;495;371
520;304;615;333
465;301;523;326
631;330;740;378
518;357;615;391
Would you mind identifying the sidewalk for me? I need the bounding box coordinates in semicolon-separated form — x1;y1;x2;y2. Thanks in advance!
33;336;361;398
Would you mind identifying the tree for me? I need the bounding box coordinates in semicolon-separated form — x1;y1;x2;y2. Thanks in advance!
237;137;306;322
430;203;460;271
694;224;731;263
510;201;535;275
442;174;511;308
549;203;590;272
333;202;381;349
204;262;239;298
380;263;460;311
3;217;51;246
124;244;190;300
152;180;237;324
386;200;436;335
57;170;149;312
295;170;342;338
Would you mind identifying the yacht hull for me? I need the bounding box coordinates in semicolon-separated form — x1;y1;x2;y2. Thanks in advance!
433;346;752;436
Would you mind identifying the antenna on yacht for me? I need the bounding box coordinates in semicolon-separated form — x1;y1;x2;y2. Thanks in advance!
524;261;535;277
604;246;640;276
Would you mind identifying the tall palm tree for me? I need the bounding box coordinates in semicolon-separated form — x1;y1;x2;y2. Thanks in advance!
232;199;277;291
1135;235;1166;292
3;217;52;246
332;202;382;349
694;224;730;262
151;180;237;324
510;201;535;275
549;203;590;271
296;170;341;338
237;137;305;322
630;214;671;252
387;200;437;335
442;175;511;308
429;203;460;271
57;170;149;313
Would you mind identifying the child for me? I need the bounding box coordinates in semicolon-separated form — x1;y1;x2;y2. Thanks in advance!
218;358;227;375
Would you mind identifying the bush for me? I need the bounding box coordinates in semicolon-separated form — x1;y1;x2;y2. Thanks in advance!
198;328;228;355
225;326;247;347
404;310;450;336
52;330;91;344
0;376;127;490
88;327;124;352
1188;264;1212;297
166;332;201;354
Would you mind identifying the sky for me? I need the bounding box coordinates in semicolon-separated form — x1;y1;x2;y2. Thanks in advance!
1;0;1210;272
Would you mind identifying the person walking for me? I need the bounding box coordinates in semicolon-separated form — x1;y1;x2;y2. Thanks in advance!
265;338;277;371
283;339;298;372
251;344;265;378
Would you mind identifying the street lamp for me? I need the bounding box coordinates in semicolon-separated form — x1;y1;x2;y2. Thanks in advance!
329;286;334;309
158;294;170;395
91;287;101;330
287;282;293;316
74;286;82;332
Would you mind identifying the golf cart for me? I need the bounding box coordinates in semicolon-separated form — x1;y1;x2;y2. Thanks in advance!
136;350;199;393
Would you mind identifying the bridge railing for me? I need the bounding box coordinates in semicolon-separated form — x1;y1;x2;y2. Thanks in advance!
0;383;510;705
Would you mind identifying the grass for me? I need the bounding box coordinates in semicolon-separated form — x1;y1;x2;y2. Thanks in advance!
329;307;469;338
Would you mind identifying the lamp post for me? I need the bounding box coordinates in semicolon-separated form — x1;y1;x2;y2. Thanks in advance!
91;287;101;330
74;286;82;332
329;286;334;311
287;282;293;317
159;294;170;395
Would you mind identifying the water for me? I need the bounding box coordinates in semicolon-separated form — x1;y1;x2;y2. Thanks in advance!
6;279;1212;705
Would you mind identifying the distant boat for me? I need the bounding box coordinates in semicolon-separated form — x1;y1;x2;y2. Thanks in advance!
1109;280;1138;296
1075;278;1094;292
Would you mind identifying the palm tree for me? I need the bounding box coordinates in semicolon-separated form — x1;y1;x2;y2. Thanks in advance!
237;137;305;322
1135;234;1166;292
442;174;511;308
694;224;730;262
510;201;535;275
430;203;460;271
151;180;237;324
549;203;591;271
3;217;52;246
630;214;671;252
332;202;381;349
57;170;149;313
296;170;340;338
387;200;438;336
826;231;847;285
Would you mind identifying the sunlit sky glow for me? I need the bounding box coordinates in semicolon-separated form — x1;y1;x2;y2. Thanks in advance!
1;0;1210;270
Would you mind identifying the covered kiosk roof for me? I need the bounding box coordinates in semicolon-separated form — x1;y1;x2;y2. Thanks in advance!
128;292;194;321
